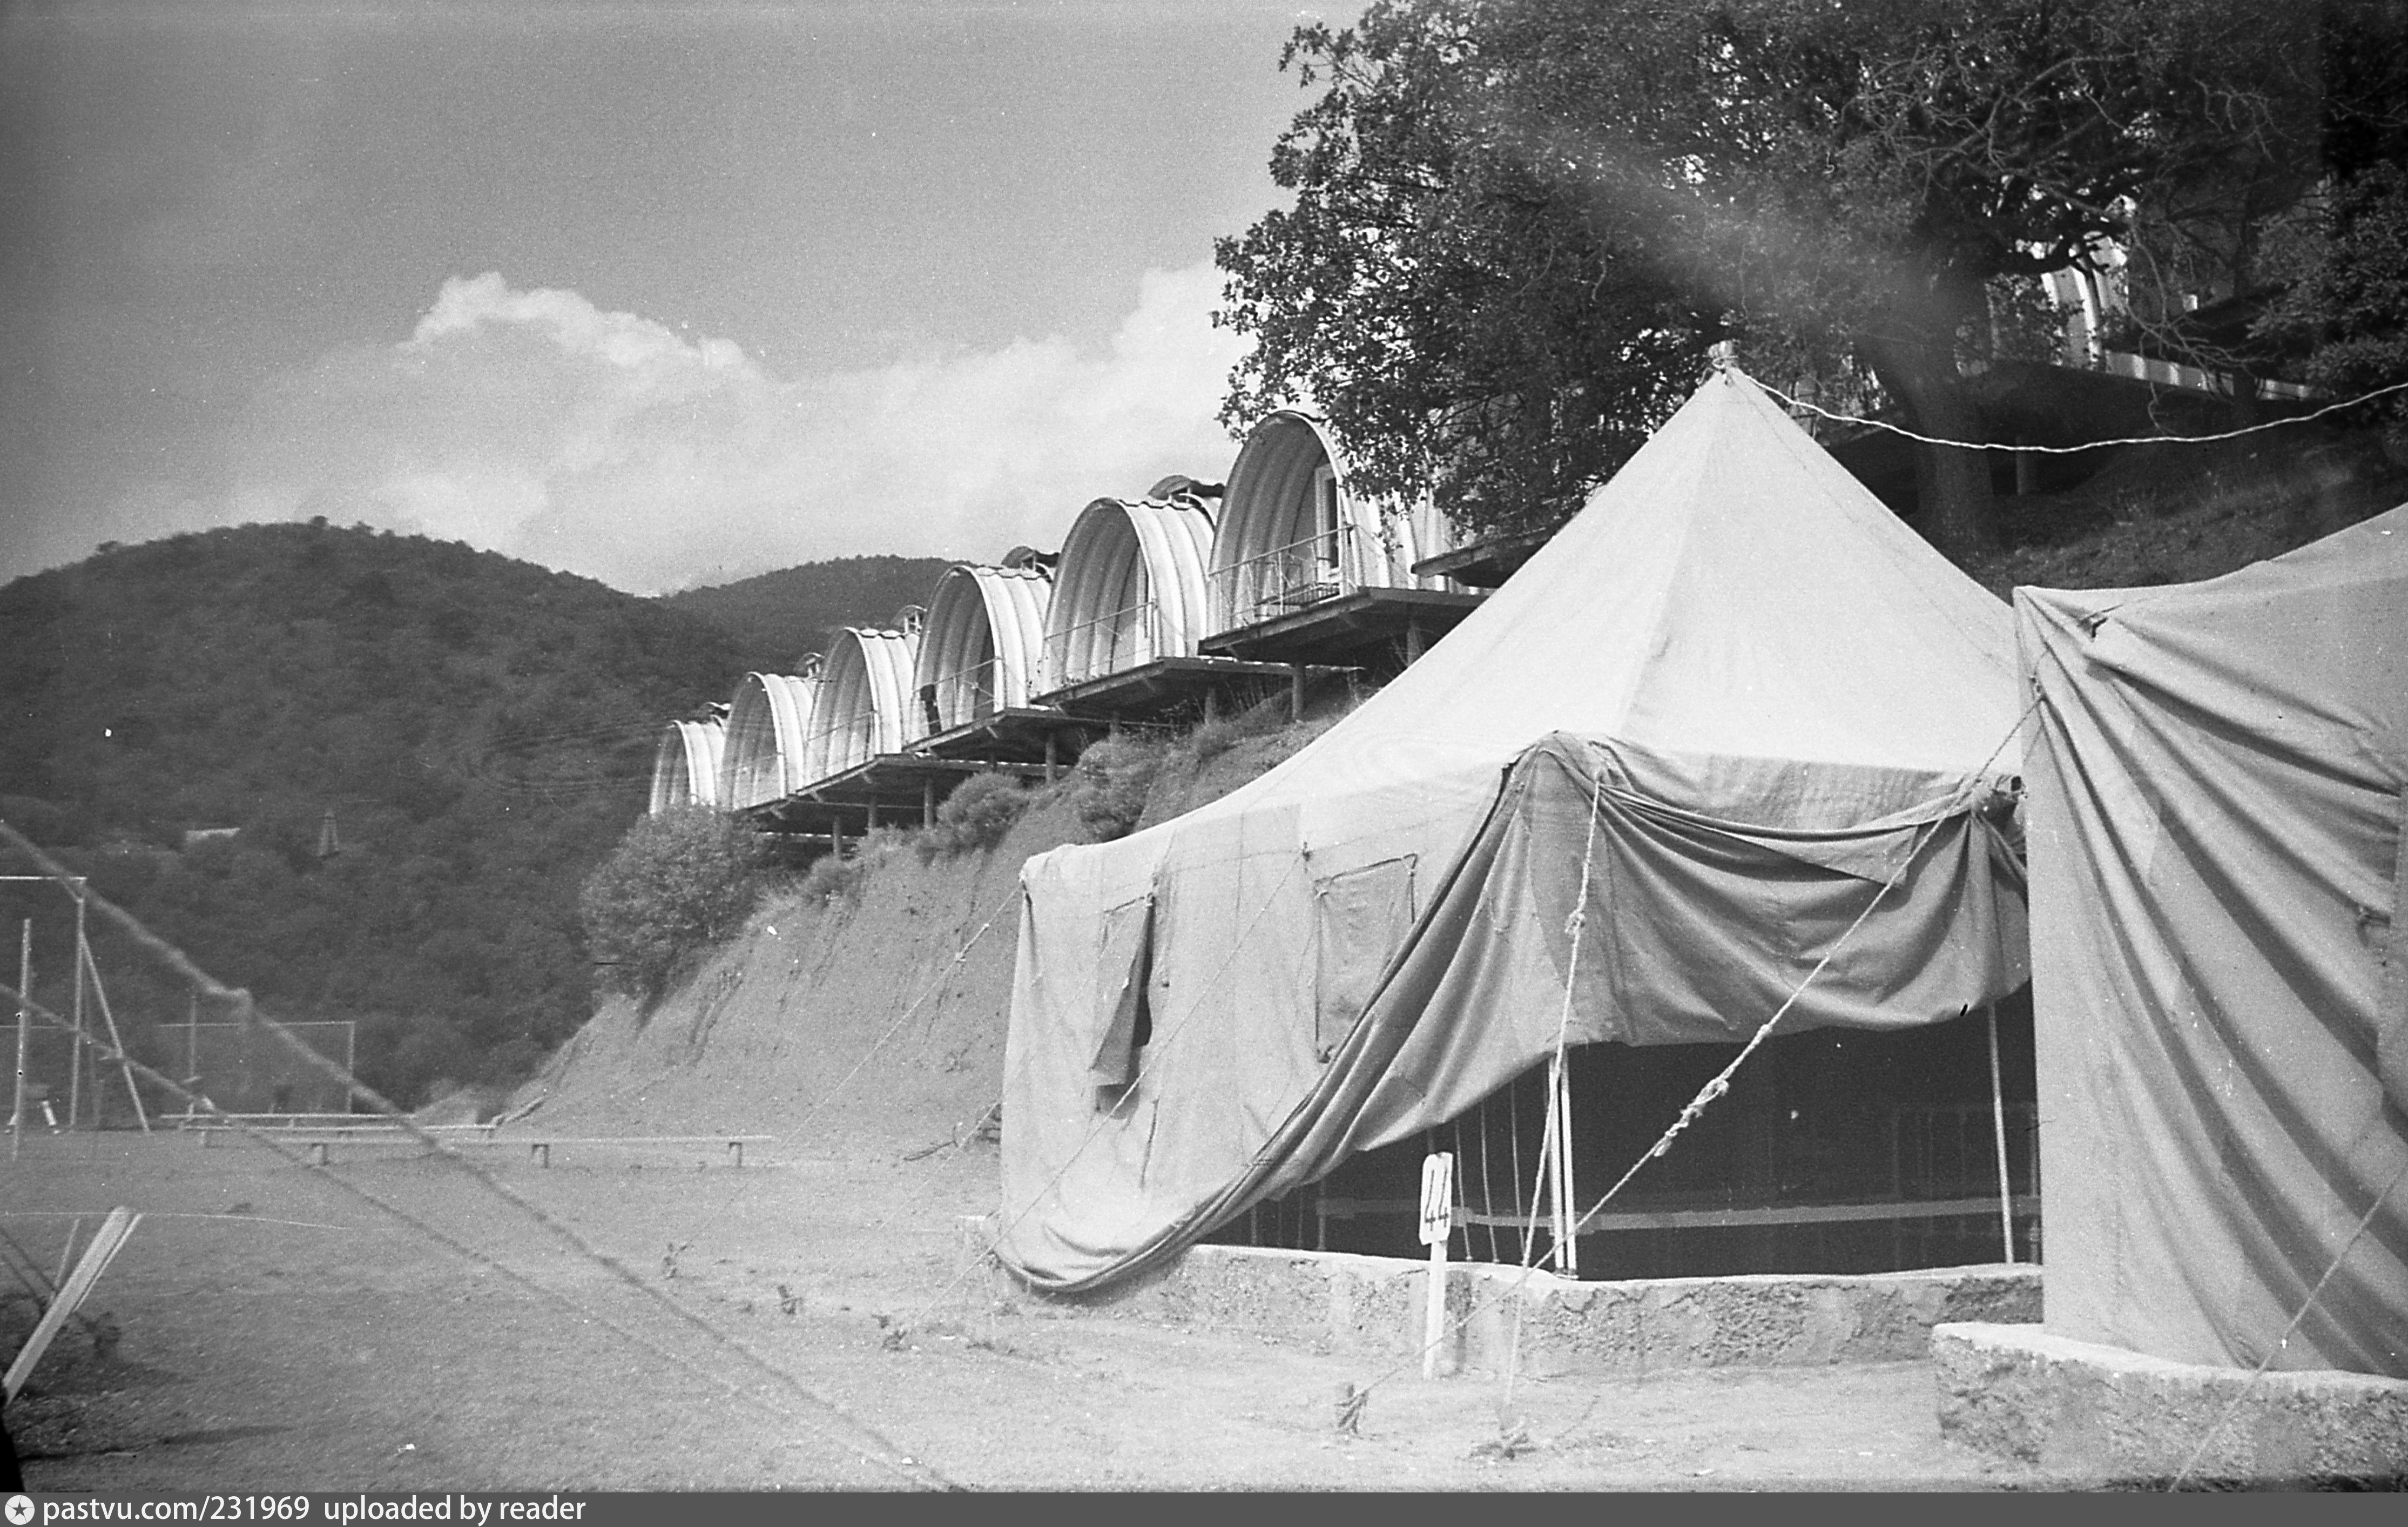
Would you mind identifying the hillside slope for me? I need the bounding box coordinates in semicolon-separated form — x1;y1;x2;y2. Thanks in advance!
660;554;955;675
511;796;1082;1152
0;521;744;1106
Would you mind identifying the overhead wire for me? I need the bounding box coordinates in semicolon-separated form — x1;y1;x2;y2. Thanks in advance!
1750;373;2408;455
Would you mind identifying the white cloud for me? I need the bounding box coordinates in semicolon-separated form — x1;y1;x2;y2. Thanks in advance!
199;264;1246;593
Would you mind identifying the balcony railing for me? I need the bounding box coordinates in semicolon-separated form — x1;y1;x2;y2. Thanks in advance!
1208;523;1360;634
1043;598;1173;691
801;702;883;781
916;656;1007;734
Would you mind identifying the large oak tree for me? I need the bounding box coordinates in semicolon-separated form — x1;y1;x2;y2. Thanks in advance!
1218;0;2393;561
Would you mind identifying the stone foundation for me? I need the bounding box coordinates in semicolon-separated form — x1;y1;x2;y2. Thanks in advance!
1933;1322;2408;1486
967;1222;2039;1377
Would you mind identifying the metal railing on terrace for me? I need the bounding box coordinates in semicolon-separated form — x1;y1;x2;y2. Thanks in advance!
1043;598;1175;691
918;656;1006;734
1209;523;1361;634
801;702;883;781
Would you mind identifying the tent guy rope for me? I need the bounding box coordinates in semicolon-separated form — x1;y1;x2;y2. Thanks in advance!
0;969;954;1490
2167;1156;2408;1490
0;820;957;1491
1503;766;1607;1407
1337;694;2038;1412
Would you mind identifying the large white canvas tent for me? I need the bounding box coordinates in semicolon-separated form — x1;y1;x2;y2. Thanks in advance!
999;365;2032;1291
2020;509;2408;1378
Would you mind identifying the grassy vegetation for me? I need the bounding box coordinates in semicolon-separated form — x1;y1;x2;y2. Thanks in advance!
915;771;1035;861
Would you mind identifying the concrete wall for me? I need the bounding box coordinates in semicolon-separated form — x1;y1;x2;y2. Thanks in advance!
972;1227;2039;1378
1935;1322;2408;1486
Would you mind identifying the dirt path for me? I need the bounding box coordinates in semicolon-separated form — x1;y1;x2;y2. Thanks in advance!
2;1132;2067;1492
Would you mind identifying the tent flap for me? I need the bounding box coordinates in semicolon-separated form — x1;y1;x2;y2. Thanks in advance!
1000;734;2027;1293
1087;895;1155;1087
1312;856;1418;1057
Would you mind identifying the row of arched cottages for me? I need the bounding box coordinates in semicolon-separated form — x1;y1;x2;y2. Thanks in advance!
649;411;1470;817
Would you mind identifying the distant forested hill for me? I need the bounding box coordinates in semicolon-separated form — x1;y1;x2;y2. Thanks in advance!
661;554;955;674
0;521;745;1108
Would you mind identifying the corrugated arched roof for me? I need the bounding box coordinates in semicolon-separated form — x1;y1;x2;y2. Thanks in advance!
915;563;1054;731
804;626;922;778
720;671;818;810
648;717;726;814
1042;494;1215;690
1211;409;1455;633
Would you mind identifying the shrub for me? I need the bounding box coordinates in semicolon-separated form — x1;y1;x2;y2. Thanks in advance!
578;806;767;1001
796;851;867;908
1069;734;1165;842
1185;714;1244;764
1184;696;1283;765
915;771;1032;861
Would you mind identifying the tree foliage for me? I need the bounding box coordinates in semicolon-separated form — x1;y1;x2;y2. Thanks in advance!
1216;6;1715;537
578;806;767;1003
0;521;744;1105
2259;163;2408;458
1218;0;2403;559
660;554;955;675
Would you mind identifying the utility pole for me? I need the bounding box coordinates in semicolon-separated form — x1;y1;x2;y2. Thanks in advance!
12;919;30;1161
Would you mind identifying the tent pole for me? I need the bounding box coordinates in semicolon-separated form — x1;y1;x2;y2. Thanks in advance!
11;919;28;1161
1507;1075;1527;1263
1987;1003;2016;1263
1550;1054;1576;1275
1559;1057;1578;1276
1476;1094;1499;1263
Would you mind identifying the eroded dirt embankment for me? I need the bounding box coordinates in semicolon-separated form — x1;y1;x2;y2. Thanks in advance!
510;696;1346;1156
507;800;1067;1155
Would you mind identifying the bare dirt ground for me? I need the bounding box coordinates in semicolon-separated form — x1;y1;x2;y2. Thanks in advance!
6;779;2081;1493
1;1129;2070;1493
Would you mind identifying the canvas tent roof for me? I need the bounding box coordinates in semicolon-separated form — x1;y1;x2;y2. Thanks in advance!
999;365;2032;1291
2020;508;2408;1378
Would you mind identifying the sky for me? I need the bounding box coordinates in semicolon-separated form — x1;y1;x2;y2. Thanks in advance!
0;1;1361;594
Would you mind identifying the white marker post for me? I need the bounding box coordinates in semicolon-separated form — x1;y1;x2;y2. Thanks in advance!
1419;1149;1455;1380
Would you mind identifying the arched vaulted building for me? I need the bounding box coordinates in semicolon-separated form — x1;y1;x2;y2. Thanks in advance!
1041;491;1217;692
1209;411;1458;636
914;562;1055;735
802;620;924;779
719;668;820;811
647;714;727;815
